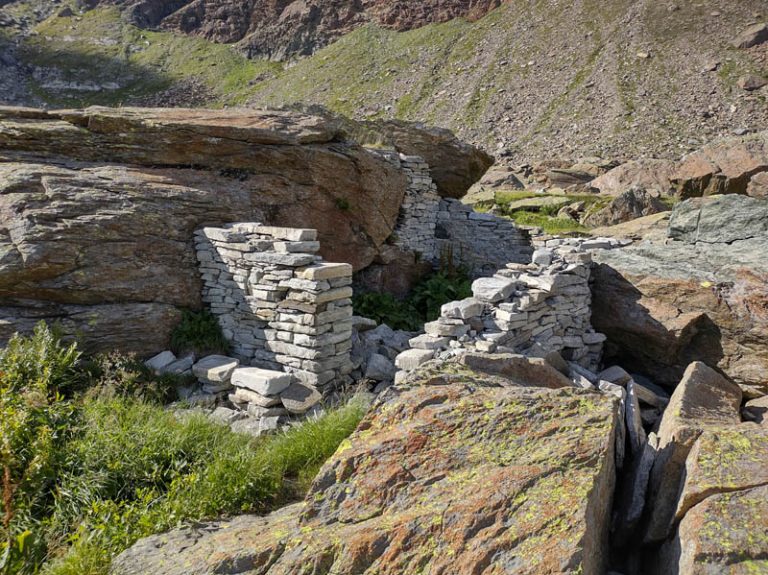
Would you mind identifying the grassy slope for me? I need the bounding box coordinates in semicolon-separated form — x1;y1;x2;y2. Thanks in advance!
19;6;279;107
12;1;768;160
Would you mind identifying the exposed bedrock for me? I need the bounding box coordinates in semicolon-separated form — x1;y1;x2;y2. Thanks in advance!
112;376;619;575
592;194;768;393
0;106;491;353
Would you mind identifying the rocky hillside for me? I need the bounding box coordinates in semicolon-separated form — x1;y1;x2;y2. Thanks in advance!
85;0;505;59
1;0;766;162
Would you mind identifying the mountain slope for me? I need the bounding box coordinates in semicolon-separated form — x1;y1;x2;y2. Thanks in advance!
1;0;766;163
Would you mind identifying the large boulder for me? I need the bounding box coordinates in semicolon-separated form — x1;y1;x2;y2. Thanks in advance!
592;195;768;391
0;106;409;352
356;119;495;199
112;381;619;575
643;362;742;542
732;22;768;49
670;131;768;198
582;187;668;228
659;426;768;574
589;158;677;197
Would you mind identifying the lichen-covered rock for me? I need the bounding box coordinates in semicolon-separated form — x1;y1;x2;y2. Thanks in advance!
660;484;768;574
644;362;742;542
674;425;768;521
112;382;619;575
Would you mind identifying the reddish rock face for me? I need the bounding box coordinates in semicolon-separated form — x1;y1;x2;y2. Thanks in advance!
591;195;768;392
671;131;768;198
88;0;506;58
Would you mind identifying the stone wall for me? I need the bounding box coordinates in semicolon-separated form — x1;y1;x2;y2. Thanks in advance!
375;151;532;277
395;245;606;375
195;224;354;391
435;199;533;276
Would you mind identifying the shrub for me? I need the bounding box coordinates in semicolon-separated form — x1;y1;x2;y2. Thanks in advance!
79;352;186;404
169;310;229;356
0;322;81;573
353;270;473;331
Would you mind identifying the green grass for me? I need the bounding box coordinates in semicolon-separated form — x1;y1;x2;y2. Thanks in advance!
0;323;368;575
508;211;588;234
19;6;280;107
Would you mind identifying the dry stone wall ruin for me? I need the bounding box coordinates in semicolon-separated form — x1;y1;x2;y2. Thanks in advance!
195;224;354;391
395;245;607;376
377;151;533;277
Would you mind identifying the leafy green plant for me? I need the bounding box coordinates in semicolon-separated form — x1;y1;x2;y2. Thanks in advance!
79;352;186;404
352;292;421;331
0;322;80;573
353;270;473;330
334;198;351;211
170;310;229;356
410;272;472;322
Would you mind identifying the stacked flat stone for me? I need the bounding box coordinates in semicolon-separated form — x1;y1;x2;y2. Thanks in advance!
195;223;354;394
533;235;633;252
192;354;240;394
377;152;442;262
225;367;323;435
435;199;534;277
370;151;533;278
395;246;606;374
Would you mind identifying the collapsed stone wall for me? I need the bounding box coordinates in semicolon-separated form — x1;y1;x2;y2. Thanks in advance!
195;224;354;390
375;151;532;276
395;245;605;374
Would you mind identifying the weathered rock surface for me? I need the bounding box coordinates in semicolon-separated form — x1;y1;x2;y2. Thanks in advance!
582;187;668;228
674;425;768;521
733;22;768;49
671;130;768;197
88;0;506;60
354;118;495;199
112;382;619;575
643;362;742;542
592;195;768;389
1;105;483;352
659;425;768;575
661;484;768;575
589;158;677;197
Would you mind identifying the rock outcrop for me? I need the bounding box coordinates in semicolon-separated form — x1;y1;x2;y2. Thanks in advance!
87;0;506;59
671;130;768;198
582;187;668;228
658;426;768;574
591;195;768;392
589;159;677;197
354;119;495;199
112;377;619;575
0;106;497;353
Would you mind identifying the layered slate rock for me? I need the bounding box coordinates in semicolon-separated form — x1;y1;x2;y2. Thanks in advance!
112;382;619;575
0;106;407;353
659;426;768;574
643;362;742;542
592;195;768;390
